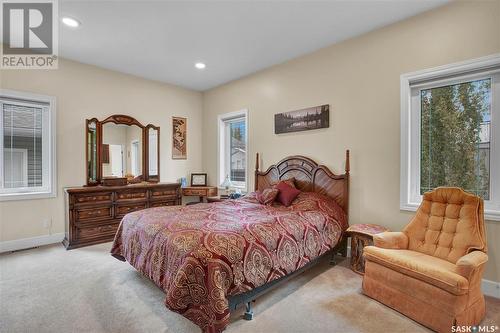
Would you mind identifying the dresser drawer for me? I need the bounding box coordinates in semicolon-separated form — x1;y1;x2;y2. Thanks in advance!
75;205;113;222
115;202;147;218
150;200;177;208
73;192;113;205
183;188;208;196
115;189;147;201
150;188;178;198
75;223;119;241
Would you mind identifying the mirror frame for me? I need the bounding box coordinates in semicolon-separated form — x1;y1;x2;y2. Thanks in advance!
86;118;100;186
85;114;160;185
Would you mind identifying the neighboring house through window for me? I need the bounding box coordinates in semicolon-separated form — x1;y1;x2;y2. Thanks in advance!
0;90;56;201
400;55;500;220
218;109;248;191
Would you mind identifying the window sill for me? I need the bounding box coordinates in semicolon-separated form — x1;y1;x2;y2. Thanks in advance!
400;203;500;222
218;186;247;194
0;190;56;202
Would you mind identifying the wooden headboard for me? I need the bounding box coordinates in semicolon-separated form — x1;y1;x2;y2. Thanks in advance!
254;150;350;213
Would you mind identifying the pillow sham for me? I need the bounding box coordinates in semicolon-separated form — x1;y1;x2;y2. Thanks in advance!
256;188;279;205
275;181;301;207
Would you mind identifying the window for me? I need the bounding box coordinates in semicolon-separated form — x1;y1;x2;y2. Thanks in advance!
401;55;500;220
218;110;248;190
0;90;56;201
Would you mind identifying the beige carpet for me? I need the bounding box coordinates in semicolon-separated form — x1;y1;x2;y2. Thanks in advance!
1;243;499;333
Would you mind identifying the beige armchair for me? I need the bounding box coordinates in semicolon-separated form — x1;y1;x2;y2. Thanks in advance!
362;187;488;333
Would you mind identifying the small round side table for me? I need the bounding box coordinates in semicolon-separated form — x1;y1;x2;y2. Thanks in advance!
346;224;389;274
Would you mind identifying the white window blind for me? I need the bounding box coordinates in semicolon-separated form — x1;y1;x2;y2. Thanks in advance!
0;91;56;200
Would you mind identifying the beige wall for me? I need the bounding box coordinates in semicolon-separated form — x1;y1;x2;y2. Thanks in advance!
0;59;203;242
202;1;500;282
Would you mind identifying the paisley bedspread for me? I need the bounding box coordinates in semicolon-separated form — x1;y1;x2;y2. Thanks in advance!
111;191;347;332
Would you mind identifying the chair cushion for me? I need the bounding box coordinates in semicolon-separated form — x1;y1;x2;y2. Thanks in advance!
364;246;469;295
403;187;486;264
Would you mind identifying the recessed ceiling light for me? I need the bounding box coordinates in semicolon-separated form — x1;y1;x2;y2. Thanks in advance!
195;62;206;69
62;17;80;28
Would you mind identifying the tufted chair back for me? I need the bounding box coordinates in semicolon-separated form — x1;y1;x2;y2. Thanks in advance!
403;187;487;264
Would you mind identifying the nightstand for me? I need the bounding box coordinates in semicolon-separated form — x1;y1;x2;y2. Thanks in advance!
346;224;389;274
182;186;218;202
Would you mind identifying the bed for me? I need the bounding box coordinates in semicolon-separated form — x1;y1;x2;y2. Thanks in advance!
111;152;350;332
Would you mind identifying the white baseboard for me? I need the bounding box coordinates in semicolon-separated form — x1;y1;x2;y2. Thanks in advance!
0;233;64;253
346;245;500;299
482;279;500;299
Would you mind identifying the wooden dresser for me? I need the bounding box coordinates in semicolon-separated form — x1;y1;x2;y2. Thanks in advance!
64;182;181;249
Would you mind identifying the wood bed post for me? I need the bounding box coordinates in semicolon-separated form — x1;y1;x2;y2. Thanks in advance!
344;149;350;216
338;149;350;260
254;153;260;191
345;149;350;174
330;149;351;265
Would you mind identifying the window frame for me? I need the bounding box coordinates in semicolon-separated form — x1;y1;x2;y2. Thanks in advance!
0;89;57;201
400;54;500;221
217;109;248;192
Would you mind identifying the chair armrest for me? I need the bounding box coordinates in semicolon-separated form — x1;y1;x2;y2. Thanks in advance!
456;251;488;281
373;232;408;249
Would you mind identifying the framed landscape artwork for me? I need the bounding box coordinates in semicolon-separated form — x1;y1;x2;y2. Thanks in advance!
172;117;187;159
274;104;329;134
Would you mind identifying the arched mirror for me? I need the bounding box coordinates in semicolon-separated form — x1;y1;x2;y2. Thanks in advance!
85;115;160;185
102;122;143;179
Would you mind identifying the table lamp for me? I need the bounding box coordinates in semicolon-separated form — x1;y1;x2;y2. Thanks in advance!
220;175;233;196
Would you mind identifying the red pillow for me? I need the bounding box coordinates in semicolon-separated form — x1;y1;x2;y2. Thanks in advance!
256;188;279;205
275;181;301;207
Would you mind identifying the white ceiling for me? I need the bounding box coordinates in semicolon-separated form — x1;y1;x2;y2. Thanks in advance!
59;0;449;91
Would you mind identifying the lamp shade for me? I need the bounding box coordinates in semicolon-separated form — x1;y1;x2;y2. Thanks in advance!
220;175;233;188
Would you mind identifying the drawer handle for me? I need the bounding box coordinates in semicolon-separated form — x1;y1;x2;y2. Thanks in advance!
120;206;142;213
77;196;110;202
80;209;107;217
